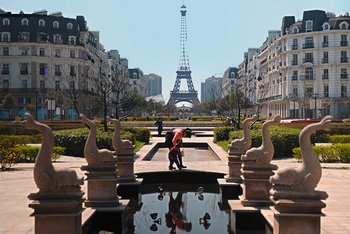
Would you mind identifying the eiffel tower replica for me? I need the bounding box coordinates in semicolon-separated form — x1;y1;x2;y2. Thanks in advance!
167;3;199;107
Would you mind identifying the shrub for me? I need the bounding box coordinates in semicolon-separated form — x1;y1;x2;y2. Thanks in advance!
14;145;65;162
214;127;235;142
0;138;18;170
0;135;42;145
122;127;150;144
292;144;350;163
328;135;350;144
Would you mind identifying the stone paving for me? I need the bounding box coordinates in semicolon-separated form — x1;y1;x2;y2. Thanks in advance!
0;136;349;233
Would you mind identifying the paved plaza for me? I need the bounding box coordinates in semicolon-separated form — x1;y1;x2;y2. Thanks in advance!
0;136;349;233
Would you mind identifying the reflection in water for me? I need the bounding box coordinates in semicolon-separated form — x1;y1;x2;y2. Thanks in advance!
127;191;228;234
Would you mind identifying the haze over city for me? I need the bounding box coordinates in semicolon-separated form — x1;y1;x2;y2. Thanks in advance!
1;0;349;102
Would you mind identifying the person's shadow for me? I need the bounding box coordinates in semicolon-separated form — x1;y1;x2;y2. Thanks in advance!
165;192;192;233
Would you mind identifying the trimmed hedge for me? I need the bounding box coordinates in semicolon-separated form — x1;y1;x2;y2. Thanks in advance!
292;144;350;163
227;126;308;158
214;127;235;142
0;135;42;144
54;127;150;157
14;145;64;162
0;138;18;170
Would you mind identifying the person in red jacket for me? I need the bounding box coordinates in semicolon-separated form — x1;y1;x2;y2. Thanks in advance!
165;192;192;233
168;139;183;170
169;128;192;168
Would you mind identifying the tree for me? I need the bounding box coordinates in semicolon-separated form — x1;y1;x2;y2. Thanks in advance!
1;94;17;119
110;72;130;119
120;90;146;117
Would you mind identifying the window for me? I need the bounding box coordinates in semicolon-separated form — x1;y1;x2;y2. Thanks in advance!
2;18;10;26
40;80;45;89
292;54;298;65
133;72;137;79
39;48;45;56
323;51;329;63
25;98;31;104
70;66;76;76
67;22;73;30
323;69;329;79
322;23;330;31
306;87;314;96
292;38;298;50
21;18;29;26
55;49;61;57
39;64;46;75
3;33;10;42
3;80;9;90
341;34;348;46
341;51;348;63
55;65;61;76
305;67;313;80
292;70;298;80
293;87;298;96
3;47;9;56
69;81;75;90
341;68;348;79
55;80;60;90
68;37;75;45
19;32;29;42
341;85;347;97
2;64;10;75
324;85;329;97
53;21;59;28
18;97;24;105
38;19;45;27
21;80;28;89
340;22;349;30
20;63;29;75
70;50;75;58
303;37;314;49
305;20;313;32
20;47;29;55
292;26;299;34
304;52;313;63
54;35;61;44
322;35;329;47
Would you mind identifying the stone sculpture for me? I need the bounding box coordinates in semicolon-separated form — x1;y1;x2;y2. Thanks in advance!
107;116;134;155
241;115;281;165
228;115;258;154
24;112;83;193
270;115;333;193
80;113;117;165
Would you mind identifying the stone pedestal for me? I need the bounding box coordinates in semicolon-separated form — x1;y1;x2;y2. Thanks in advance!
239;163;278;207
217;178;242;210
270;190;328;234
28;191;84;234
81;163;120;208
224;153;244;183
117;154;137;182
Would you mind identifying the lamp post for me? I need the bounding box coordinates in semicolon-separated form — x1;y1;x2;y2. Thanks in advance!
312;93;319;119
34;89;38;120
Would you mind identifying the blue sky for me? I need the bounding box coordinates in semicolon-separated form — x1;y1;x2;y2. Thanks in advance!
1;0;349;102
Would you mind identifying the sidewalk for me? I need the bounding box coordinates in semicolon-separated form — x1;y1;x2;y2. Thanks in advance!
0;136;349;233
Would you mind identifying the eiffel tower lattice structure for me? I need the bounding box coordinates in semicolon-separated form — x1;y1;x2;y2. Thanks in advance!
167;3;199;107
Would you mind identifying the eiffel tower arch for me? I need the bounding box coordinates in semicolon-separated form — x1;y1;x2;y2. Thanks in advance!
167;3;199;107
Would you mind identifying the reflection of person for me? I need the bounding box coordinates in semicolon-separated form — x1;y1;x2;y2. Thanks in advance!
165;192;192;233
168;139;182;170
155;117;163;136
169;128;192;168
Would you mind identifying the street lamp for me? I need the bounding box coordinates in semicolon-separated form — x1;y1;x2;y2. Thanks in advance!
34;89;38;120
312;93;319;119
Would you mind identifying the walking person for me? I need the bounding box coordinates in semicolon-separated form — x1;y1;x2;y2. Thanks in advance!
155;117;163;136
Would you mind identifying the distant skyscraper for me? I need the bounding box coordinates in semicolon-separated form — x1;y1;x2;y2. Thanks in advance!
201;76;223;102
144;73;162;97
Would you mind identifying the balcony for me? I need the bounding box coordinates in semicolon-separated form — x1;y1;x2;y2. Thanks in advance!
340;41;348;46
291;75;298;80
322;74;329;79
291;60;298;66
340;57;348;63
70;72;77;77
303;43;314;49
304;74;314;80
55;72;62;76
322;58;329;63
303;58;314;64
341;74;348;79
322;42;329;47
1;70;10;75
291;44;298;50
20;71;29;75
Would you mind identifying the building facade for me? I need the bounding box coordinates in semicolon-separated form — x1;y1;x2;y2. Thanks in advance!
201;76;223;102
0;9;128;119
238;10;350;119
144;73;162;97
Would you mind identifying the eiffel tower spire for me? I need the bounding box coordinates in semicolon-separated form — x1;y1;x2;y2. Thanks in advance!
167;3;199;107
